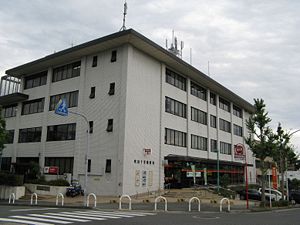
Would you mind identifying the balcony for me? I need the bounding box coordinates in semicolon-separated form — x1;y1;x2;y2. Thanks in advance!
0;75;28;106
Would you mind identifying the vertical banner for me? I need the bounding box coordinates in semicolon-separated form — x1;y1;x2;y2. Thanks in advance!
135;170;140;187
272;166;278;189
204;168;207;185
142;171;147;187
148;171;153;186
191;165;196;185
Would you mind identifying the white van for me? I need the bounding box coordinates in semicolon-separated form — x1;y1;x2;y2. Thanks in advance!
258;188;282;201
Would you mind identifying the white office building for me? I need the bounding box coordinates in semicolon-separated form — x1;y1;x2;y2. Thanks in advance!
0;29;256;196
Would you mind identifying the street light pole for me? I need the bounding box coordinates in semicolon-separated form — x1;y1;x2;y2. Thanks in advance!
217;148;220;193
69;111;90;207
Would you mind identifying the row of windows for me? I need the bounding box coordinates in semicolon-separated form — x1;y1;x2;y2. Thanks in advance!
52;61;81;82
165;97;187;118
165;68;243;118
191;134;207;151
23;50;118;91
7;119;114;143
165;128;187;147
45;157;73;174
191;107;207;125
24;71;47;89
133;160;155;165
49;91;78;111
6;81;116;118
219;118;231;133
22;98;44;115
164;128;235;155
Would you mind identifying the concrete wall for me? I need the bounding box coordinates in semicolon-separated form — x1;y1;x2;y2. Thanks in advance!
0;186;25;200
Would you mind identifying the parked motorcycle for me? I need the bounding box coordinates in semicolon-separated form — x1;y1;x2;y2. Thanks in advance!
66;180;84;197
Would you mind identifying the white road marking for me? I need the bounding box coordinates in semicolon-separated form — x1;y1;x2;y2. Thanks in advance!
75;212;134;218
0;217;54;225
59;211;127;219
53;212;107;220
10;208;59;212
29;213;90;222
11;215;72;224
79;210;156;216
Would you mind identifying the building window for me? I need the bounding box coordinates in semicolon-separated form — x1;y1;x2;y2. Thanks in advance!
87;159;91;172
92;56;98;67
106;119;113;132
191;107;207;125
165;97;187;118
220;141;232;155
18;127;42;143
219;97;231;112
89;121;93;134
219;118;231;133
89;87;95;99
52;61;81;82
210;93;216;105
45;157;74;174
2;105;17;118
111;50;117;62
210;115;217;128
165;68;186;91
6;130;14;144
233;105;243;118
47;123;76;141
191;134;207;151
165;128;187;147
108;82;115;95
234;124;243;137
24;71;47;89
210;139;218;152
190;82;207;101
49;91;78;111
22;98;44;115
105;159;111;173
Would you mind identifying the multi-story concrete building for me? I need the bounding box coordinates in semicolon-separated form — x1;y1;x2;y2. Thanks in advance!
0;29;256;196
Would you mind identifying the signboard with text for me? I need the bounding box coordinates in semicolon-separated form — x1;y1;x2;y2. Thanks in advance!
234;143;245;160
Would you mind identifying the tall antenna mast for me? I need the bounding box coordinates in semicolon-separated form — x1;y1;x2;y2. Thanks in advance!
166;30;184;58
120;1;128;31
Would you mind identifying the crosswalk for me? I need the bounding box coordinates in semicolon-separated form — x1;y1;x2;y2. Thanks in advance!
0;210;156;225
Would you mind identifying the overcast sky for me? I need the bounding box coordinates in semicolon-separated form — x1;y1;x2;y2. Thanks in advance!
0;0;300;152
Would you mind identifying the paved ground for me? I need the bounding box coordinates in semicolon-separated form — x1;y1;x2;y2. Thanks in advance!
0;205;300;225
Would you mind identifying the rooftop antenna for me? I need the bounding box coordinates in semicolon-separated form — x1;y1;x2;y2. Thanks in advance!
120;1;128;31
165;30;184;58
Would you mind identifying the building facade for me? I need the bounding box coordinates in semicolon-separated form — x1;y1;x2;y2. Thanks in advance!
0;29;256;196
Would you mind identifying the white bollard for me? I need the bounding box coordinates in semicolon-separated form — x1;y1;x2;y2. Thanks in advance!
56;193;64;206
30;193;38;205
220;198;230;212
119;195;132;210
188;197;201;212
154;196;167;211
87;193;97;207
8;193;15;204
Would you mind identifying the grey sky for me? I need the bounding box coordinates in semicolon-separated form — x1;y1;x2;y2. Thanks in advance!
0;0;299;152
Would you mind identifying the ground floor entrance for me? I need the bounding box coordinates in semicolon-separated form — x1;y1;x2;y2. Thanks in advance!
164;155;247;188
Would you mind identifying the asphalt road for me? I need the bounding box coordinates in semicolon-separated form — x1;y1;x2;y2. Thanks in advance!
0;205;299;225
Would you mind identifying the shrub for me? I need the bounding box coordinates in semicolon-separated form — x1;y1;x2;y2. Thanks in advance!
0;173;23;186
47;179;69;186
272;200;289;207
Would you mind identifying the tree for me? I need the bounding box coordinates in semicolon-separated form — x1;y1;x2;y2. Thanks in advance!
0;107;7;170
274;125;298;197
245;99;277;206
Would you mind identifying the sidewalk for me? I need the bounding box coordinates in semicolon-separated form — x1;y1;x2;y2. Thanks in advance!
0;188;259;212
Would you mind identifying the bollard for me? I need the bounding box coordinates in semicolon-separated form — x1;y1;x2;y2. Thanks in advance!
119;195;132;210
154;196;167;211
30;193;38;205
8;193;15;204
220;198;230;212
56;193;64;206
188;197;201;212
87;193;97;207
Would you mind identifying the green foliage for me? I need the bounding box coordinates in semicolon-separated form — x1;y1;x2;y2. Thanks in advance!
272;200;289;207
229;184;260;193
245;98;276;206
27;178;69;186
289;178;300;190
214;187;236;199
220;174;230;188
0;172;23;186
